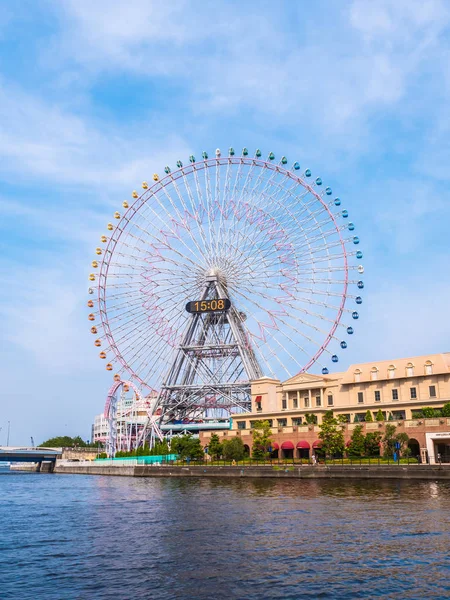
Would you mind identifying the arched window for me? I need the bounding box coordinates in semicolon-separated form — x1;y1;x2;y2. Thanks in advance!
424;360;433;376
370;367;378;381
354;369;362;383
388;365;396;379
406;362;414;377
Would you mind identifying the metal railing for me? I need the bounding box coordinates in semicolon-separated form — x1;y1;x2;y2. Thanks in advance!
134;455;429;467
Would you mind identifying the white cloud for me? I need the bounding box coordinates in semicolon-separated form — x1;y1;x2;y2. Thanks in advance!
0;76;191;188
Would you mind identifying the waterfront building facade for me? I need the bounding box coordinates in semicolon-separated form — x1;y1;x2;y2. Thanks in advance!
199;353;450;463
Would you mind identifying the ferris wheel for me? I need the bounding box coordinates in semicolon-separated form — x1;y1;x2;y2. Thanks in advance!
87;148;363;421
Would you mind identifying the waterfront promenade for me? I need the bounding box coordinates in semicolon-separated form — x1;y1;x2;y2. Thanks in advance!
54;460;450;480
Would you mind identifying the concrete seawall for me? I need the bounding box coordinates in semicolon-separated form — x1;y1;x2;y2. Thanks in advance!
55;463;450;480
56;464;135;477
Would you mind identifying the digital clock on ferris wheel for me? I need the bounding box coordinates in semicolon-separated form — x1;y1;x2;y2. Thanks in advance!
185;298;231;314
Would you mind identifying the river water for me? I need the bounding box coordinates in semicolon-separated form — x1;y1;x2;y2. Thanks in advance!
1;470;449;599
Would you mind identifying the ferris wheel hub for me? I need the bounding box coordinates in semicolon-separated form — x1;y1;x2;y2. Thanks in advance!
205;267;226;285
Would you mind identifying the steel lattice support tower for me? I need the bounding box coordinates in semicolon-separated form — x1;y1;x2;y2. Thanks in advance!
156;273;262;421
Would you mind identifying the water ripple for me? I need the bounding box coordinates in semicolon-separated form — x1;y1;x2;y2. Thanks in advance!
1;471;450;599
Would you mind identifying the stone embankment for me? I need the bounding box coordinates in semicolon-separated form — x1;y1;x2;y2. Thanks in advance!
55;462;450;480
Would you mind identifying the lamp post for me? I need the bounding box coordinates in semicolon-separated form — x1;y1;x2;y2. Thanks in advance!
6;421;10;446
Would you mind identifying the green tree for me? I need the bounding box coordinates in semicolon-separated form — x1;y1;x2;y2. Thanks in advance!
375;409;384;422
251;420;273;459
208;433;223;460
337;414;350;424
382;424;397;458
171;434;204;460
222;437;245;461
395;432;410;457
442;403;450;417
347;425;365;457
304;413;318;425
365;410;373;422
39;435;89;448
319;411;345;458
364;431;382;456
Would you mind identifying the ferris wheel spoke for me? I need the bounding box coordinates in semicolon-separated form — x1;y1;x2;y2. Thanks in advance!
160;174;210;262
177;169;212;258
232;285;341;342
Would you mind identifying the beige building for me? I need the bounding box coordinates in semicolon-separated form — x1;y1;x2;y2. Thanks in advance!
244;352;450;426
200;353;450;463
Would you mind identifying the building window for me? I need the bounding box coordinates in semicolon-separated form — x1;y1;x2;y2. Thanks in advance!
374;391;381;402
370;367;378;381
392;389;399;400
410;387;417;399
292;417;303;426
315;395;321;407
277;418;287;427
358;392;364;404
406;362;414;377
282;397;287;410
388;365;396;379
425;361;433;376
293;398;298;409
327;394;333;406
354;413;366;423
253;419;273;427
429;385;436;398
237;421;246;430
304;397;310;408
354;369;361;383
392;410;406;421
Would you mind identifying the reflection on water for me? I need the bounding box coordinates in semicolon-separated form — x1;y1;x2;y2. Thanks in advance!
1;471;450;599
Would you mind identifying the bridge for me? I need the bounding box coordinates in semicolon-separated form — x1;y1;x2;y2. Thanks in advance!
0;447;62;472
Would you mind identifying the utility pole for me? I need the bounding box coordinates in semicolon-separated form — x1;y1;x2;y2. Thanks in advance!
6;421;10;446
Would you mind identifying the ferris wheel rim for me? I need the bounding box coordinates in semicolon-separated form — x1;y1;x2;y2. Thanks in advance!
91;150;360;389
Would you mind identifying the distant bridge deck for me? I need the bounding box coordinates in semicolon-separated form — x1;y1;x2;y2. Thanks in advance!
0;447;61;463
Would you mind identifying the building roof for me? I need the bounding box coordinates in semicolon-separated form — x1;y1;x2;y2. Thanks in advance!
277;353;450;387
339;352;450;384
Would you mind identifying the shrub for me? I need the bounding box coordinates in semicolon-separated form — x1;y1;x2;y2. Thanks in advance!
441;403;450;417
365;410;373;423
375;409;384;422
421;407;436;418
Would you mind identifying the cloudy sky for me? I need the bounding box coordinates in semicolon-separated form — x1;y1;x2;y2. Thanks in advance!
1;0;450;444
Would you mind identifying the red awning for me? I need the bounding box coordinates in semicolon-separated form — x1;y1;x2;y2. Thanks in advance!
271;442;279;450
296;441;310;449
312;440;322;448
255;395;262;403
281;441;295;450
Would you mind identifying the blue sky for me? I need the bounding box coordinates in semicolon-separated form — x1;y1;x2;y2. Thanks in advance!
1;0;450;445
